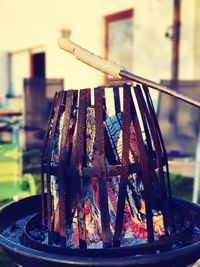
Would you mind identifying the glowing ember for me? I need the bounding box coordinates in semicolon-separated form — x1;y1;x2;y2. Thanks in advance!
48;106;165;248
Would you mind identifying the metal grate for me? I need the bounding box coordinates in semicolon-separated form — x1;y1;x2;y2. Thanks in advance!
40;83;174;249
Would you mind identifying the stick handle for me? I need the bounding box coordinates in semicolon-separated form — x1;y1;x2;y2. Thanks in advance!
58;37;124;78
120;70;200;108
58;38;200;108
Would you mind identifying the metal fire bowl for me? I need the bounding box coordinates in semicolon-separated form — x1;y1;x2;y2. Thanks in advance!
0;194;200;267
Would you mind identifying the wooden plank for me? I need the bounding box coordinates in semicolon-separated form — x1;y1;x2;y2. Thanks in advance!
113;84;131;247
94;87;112;248
45;90;65;244
43;157;165;179
41;92;58;228
71;89;91;249
142;85;174;232
113;85;121;114
140;86;170;232
58;90;77;246
42;92;58;161
41;170;46;227
143;86;172;198
133;85;154;242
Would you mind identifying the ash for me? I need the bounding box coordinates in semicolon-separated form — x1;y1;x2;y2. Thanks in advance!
2;214;35;243
191;224;200;243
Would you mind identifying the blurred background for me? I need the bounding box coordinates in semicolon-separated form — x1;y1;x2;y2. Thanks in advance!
0;0;199;265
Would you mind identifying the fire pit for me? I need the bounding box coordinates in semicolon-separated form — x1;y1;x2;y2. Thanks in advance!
0;83;200;267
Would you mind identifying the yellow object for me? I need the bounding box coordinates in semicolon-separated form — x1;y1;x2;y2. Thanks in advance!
0;143;36;201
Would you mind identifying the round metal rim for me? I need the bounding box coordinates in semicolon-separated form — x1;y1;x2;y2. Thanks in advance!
23;206;194;257
0;195;200;267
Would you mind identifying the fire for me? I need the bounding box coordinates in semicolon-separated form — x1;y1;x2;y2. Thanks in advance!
69;179;165;248
139;199;146;214
139;199;165;238
50;105;165;247
153;213;165;238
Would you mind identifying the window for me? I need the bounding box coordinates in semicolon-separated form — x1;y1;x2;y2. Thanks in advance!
105;9;134;82
31;52;46;78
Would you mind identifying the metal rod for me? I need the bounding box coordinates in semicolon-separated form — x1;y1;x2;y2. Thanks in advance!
120;70;200;108
58;38;200;108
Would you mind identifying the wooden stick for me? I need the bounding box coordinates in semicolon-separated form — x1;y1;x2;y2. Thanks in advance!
58;38;200;108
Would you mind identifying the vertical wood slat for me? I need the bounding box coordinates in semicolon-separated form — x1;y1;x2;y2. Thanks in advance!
58;90;77;246
71;89;91;249
137;86;170;234
143;86;174;231
42;92;59;161
41;171;46;227
130;122;140;162
143;86;172;199
131;85;154;242
113;86;121;114
113;84;131;247
136;94;154;157
41;92;59;227
46;91;65;244
94;87;112;248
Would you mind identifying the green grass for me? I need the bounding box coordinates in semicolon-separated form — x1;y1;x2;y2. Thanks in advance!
170;173;193;201
0;151;42;267
0;172;41;266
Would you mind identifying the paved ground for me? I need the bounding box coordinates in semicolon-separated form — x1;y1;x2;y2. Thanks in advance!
168;157;195;177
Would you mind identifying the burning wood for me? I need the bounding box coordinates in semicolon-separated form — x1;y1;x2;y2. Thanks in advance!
46;95;165;247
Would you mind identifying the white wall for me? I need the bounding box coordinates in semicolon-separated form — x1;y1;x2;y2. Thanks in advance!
179;0;195;80
46;0;103;89
99;0;173;81
47;0;174;103
194;0;200;79
0;52;10;102
0;0;196;99
12;52;30;96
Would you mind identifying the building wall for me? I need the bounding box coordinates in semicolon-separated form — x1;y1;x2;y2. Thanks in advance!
47;0;174;92
12;51;30;96
0;52;10;102
0;0;197;100
179;0;195;80
194;0;200;79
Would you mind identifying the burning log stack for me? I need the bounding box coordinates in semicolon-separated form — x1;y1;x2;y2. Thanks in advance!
41;83;173;249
